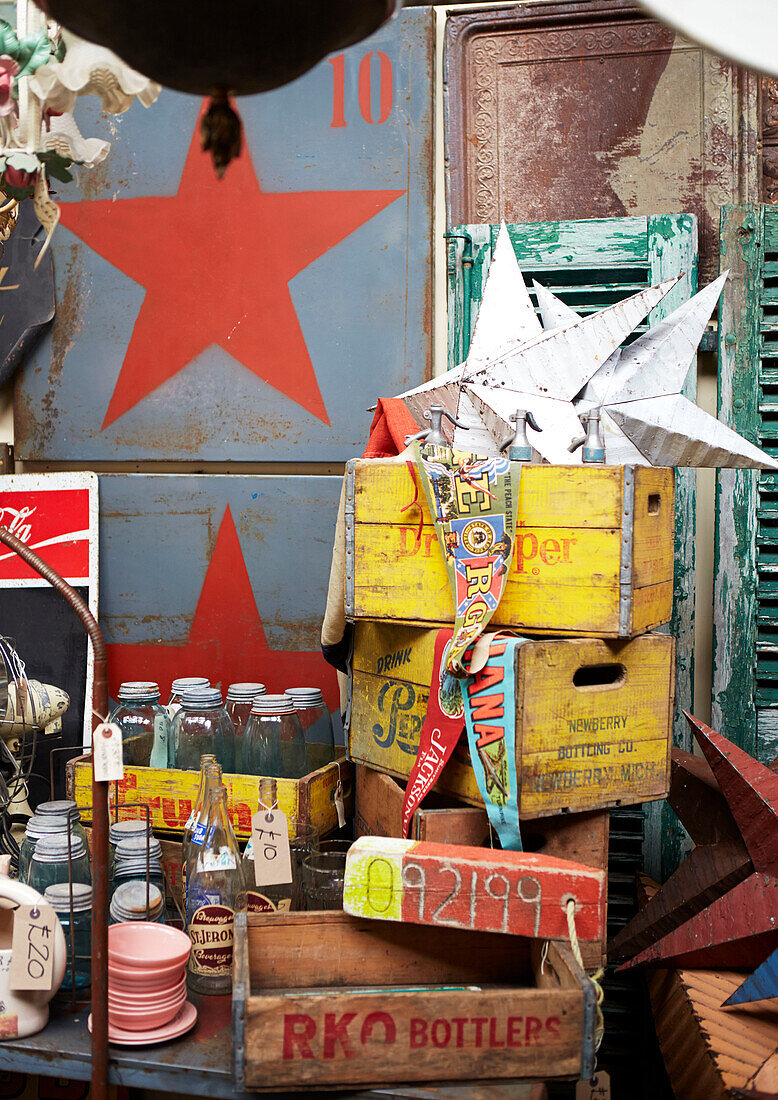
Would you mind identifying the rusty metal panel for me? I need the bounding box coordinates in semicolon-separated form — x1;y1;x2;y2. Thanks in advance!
444;0;758;283
14;6;434;461
99;474;342;735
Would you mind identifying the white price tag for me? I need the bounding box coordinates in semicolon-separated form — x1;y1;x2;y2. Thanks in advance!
9;904;57;991
93;722;124;782
576;1072;611;1100
251;808;292;887
334;780;346;829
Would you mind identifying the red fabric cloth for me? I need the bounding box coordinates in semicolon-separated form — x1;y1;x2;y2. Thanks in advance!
362;397;420;458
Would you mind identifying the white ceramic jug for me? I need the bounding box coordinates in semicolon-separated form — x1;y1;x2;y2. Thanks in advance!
0;855;67;1039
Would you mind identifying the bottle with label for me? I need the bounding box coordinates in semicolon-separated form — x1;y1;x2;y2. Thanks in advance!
182;758;221;896
284;688;335;772
225;683;266;772
186;785;246;995
242;694;307;778
109;682;170;768
167;677;210;719
170;687;236;773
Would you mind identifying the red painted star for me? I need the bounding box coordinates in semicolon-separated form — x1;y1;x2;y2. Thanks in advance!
107;506;339;714
59;107;405;429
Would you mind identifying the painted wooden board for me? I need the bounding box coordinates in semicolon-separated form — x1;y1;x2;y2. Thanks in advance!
668;747;742;847
0;473;98;759
348;460;674;636
343;836;607;943
725;946;778;1007
67;754;352;841
13;7;434;462
349;621;674;817
97;473;342;737
443;1;757;284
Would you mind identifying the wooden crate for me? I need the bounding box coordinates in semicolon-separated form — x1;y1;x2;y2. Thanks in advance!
346;460;674;637
66;754;353;841
233;911;595;1090
349;621;674;817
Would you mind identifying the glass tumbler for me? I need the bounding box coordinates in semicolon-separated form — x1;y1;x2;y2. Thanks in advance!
302;851;347;910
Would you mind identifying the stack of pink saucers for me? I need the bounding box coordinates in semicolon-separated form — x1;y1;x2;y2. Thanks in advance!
89;923;197;1046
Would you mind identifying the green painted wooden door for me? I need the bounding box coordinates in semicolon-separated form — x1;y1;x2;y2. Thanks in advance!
713;204;778;761
445;215;699;880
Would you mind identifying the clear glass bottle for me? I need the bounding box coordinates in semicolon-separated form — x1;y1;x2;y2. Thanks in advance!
186;785;246;995
44;883;92;993
225;683;266;773
242;694;307;779
109;681;170;768
241;777;318;913
29;833;92;893
170;687;235;773
167;677;210;719
183;760;222;897
285;688;335;772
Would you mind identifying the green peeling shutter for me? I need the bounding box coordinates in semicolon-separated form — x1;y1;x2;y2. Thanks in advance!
713;204;778;762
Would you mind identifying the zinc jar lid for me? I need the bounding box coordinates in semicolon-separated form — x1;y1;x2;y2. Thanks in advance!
118;681;160;700
109;819;151;842
115;835;162;860
36;800;81;822
32;833;88;863
181;686;223;708
285;687;324;708
171;676;210;693
251;692;296;716
110;882;163;920
25;812;72;838
44;882;92;913
226;682;266;701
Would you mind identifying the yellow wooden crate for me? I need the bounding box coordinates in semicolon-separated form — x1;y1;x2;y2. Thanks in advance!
66;755;353;841
345;460;674;637
348;620;674;817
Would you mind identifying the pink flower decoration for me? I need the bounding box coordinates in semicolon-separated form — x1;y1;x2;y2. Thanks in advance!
0;55;18;118
4;165;34;190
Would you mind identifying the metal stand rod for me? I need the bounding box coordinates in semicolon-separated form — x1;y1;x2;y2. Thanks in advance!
0;525;109;1100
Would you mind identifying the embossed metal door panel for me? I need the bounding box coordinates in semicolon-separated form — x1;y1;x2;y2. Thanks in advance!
444;0;757;283
99;474;343;733
14;7;434;462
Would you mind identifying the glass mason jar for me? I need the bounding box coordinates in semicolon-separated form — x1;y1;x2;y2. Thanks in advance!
242;778;318;912
44;882;92;993
285;688;335;772
110;881;165;923
109;682;170;768
29;833;92;894
19;811;72;884
167;677;210;720
35;801;88;849
170;688;235;773
225;683;266;773
242;694;307;779
108;819;152;867
186;786;246;995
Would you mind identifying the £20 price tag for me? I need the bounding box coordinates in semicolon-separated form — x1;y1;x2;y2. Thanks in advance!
9;904;57;990
93;722;124;782
251;809;292;887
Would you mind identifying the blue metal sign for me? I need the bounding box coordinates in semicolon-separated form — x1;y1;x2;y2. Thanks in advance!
15;8;434;461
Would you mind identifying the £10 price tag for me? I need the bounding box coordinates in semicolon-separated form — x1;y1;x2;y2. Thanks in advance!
93;722;124;782
251;808;292;887
9;904;57;990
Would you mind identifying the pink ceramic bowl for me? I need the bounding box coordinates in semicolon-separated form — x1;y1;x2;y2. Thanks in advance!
108;975;187;1007
108;922;191;969
108;988;185;1014
108;994;185;1032
108;959;186;990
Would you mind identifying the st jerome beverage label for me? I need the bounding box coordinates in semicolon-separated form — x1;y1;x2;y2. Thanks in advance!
188;904;235;976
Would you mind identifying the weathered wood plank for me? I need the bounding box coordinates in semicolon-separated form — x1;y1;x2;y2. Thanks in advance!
668;747;742;847
712;205;761;758
343;837;606;943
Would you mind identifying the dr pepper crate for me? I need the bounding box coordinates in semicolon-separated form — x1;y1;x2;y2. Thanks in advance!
232;910;596;1090
348;621;675;817
345;459;674;637
66;754;353;841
